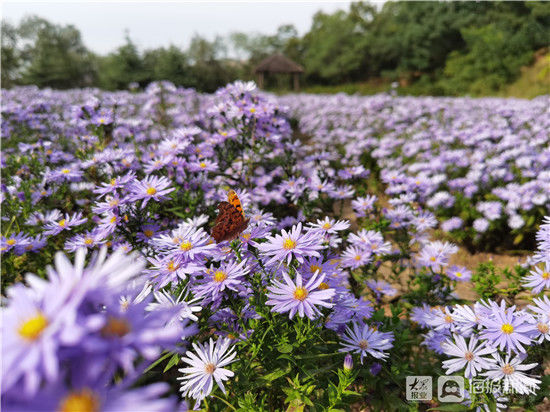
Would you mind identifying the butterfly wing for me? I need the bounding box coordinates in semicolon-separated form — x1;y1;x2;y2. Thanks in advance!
227;190;245;217
211;201;248;243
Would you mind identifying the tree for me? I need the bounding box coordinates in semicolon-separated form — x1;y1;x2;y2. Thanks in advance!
17;16;95;88
1;20;20;88
442;24;534;95
142;45;192;86
98;33;146;90
301;10;363;84
187;35;235;92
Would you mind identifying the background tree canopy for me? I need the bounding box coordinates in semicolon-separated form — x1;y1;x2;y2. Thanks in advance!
2;1;549;96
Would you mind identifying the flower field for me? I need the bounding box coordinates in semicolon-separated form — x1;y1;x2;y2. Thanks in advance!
1;81;549;411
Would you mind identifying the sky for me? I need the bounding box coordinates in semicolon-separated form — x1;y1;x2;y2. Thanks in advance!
2;1;353;55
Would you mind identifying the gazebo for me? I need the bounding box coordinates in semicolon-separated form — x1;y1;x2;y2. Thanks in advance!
254;54;304;91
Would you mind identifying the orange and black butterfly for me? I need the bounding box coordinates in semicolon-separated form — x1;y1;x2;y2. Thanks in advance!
211;190;249;243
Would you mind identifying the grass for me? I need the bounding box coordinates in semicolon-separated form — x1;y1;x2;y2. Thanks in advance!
500;51;550;99
302;78;392;95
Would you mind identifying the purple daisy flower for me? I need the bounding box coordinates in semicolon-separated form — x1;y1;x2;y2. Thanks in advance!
339;322;394;364
152;224;216;262
1;232;31;255
43;212;87;236
129;176;174;208
351;195;377;218
307;217;350;234
366;280;397;299
482;353;540;395
254;223;323;267
193;260;250;303
446;265;472;282
340;245;372;269
266;272;335;320
529;295;550;318
479;301;535;354
3;380;182;412
441;335;493;378
178;338;237;407
522;263;550;294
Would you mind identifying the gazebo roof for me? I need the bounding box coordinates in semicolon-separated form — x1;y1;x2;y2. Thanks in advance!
254;54;304;74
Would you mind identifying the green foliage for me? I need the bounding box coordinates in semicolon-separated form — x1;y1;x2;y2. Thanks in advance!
471;262;528;300
2;2;550;95
1;21;20;88
16;16;96;88
301;11;363;84
97;34;146;89
441;25;533;95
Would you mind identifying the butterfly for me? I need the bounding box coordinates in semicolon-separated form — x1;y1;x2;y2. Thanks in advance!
211;190;249;243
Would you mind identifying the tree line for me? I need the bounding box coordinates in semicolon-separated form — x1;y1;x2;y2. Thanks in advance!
2;2;549;95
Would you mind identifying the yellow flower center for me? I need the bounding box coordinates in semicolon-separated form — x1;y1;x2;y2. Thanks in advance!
310;265;321;274
180;241;193;251
542;272;550;279
110;216;117;224
430;256;436;262
100;317;131;338
58;388;100;412
249;108;256;113
455;272;462;277
464;351;474;361
294;287;308;301
144;230;154;238
167;260;177;272
199;162;206;168
146;187;157;196
241;233;251;240
61;168;70;174
59;219;67;227
214;271;227;282
537;323;549;334
354;255;361;261
358;339;369;350
6;239;16;246
283;238;296;250
318;282;329;290
18;312;49;340
501;323;514;334
84;237;93;245
322;222;332;230
110;178;117;185
501;364;514;375
444;315;453;323
204;363;216;375
109;199;119;207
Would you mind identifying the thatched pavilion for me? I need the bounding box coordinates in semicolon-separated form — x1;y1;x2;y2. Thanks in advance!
254;54;304;91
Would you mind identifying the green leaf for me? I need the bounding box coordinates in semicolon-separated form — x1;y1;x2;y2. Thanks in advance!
163;353;180;372
513;233;523;245
144;351;173;373
372;308;385;322
277;342;293;353
261;368;288;383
